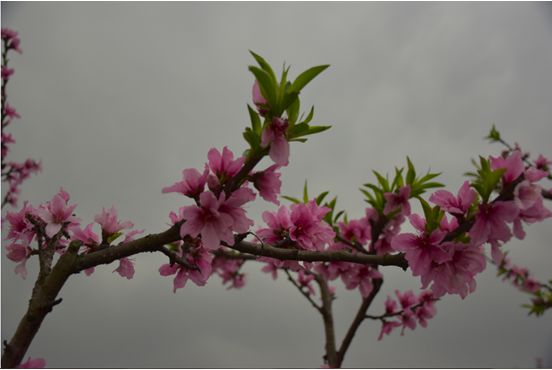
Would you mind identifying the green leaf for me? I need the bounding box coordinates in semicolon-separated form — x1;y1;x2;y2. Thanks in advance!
485;124;501;143
288;137;308;143
303;181;309;202
249;50;277;81
278;65;290;108
282;195;301;204
290;65;330;93
391;167;404;191
248;66;277;105
247;105;261;133
107;231;123;244
418;172;441;183
307;125;331;135
316;191;329;205
302;106;315;125
420;182;445;190
243;128;260;149
288;122;310;138
333;210;345;223
372;171;390;192
286;95;300;125
406;157;416;185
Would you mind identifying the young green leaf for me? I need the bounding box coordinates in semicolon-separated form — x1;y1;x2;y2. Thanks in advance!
247;105;261;134
249;66;277;105
249;50;277;82
290;65;330;93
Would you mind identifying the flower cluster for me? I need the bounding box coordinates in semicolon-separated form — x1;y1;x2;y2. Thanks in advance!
497;256;542;294
257;200;335;251
161;140;286;291
392;150;551;300
374;290;437;340
3;188;142;279
2;29;41;208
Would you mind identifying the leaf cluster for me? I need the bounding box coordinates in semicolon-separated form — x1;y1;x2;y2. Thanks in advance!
468;156;505;203
360;157;443;214
243;52;331;156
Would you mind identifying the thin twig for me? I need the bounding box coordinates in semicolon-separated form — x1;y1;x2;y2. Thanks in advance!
284;269;322;314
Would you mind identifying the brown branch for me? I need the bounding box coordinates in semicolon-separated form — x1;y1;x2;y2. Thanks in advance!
74;224;181;272
226;240;408;269
315;274;338;368
1;247;79;368
336;278;383;367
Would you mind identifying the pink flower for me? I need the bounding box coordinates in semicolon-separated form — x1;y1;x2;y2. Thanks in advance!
70;223;100;246
525;167;548;183
213;257;246;289
5;103;21;119
490;150;524;184
534;154;551;172
289;201;335;251
469;201;519;245
518;197;552;223
207;147;244;184
383;186;411;216
514;181;542;211
2;28;22;53
218;187;256;234
113;257;135;279
94;207;133;237
261;117;290;166
5;201;36;244
123;229;145;243
159;246;213;292
17;357;45;368
391;214;451;277
341;264;382;297
261;261;279;280
36;190;79;238
2;66;14;81
257;206;294;244
378;320;401;341
429;181;476;215
422;243;486;298
14;260;29;279
251;165;282;205
180;191;234;250
162;165;209;199
399;309;417;335
295;270;316;296
6;243;30;262
338;217;371;245
395;290;417;310
252;80;268;107
384;296;398;315
415;291;436;327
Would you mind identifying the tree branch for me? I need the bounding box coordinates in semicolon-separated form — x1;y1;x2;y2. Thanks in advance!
315;274;338;368
336;278;383;367
226;241;408;269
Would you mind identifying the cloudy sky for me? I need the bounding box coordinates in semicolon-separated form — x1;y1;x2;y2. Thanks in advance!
2;2;552;368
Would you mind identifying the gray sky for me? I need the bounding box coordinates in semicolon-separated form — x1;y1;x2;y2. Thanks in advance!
2;2;552;368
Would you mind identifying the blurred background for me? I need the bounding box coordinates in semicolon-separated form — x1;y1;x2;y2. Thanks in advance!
2;2;552;367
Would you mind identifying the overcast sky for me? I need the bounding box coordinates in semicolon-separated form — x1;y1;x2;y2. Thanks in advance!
2;2;552;368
